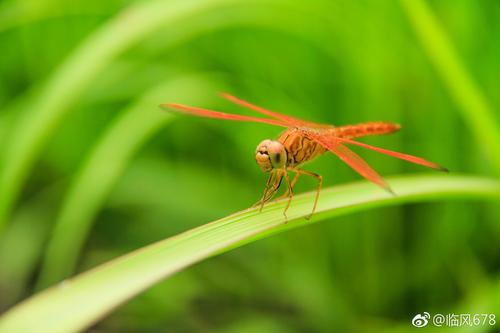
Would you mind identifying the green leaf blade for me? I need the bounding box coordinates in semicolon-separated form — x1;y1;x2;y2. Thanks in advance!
0;174;498;333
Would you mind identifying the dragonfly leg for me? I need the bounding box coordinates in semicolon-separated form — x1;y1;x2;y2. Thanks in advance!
264;171;283;201
282;169;294;222
290;169;322;220
277;170;300;200
252;171;274;208
259;171;275;201
260;170;284;211
253;170;283;211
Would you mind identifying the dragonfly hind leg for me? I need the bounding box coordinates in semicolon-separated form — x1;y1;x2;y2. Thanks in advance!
280;168;322;220
295;169;322;220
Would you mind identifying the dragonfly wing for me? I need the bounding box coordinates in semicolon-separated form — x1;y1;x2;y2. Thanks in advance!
221;93;334;129
306;132;392;192
161;103;289;128
334;136;448;172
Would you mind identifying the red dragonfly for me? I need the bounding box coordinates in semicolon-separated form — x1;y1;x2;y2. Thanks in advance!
162;93;447;219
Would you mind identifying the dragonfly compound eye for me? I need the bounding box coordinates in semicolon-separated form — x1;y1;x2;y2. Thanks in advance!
255;140;286;171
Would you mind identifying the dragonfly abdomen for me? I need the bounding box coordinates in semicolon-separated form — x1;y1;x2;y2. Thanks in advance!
334;122;400;139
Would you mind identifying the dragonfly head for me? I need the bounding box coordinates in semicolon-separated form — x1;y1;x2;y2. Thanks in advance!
255;139;287;172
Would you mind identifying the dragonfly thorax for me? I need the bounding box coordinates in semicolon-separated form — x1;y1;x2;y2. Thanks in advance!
255;139;287;172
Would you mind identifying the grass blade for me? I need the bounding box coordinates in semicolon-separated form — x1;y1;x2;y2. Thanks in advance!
0;174;498;333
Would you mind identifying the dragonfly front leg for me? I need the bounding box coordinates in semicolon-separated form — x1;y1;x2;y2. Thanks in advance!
253;170;283;211
260;170;284;211
252;171;274;208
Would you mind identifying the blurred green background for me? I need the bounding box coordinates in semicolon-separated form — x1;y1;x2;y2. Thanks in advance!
0;0;499;332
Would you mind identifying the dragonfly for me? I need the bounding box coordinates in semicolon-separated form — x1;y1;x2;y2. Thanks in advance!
161;93;447;219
